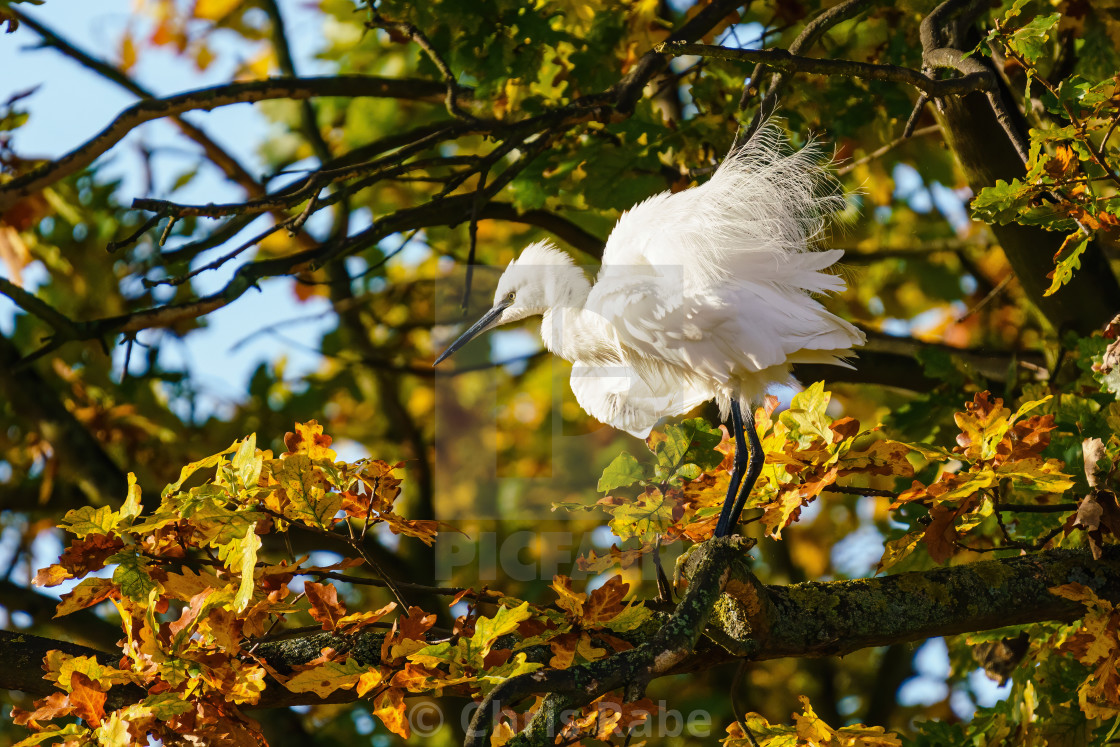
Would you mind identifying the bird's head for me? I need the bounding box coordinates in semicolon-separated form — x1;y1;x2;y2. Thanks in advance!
434;241;589;365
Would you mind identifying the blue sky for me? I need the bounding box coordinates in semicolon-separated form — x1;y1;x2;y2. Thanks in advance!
0;0;337;418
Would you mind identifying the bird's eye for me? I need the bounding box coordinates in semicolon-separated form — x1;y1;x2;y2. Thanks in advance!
506;291;516;302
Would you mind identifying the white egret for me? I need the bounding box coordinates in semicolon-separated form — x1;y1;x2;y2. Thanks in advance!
434;123;865;537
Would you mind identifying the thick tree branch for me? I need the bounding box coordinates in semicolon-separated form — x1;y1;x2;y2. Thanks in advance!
4;547;1114;724
0;581;121;652
707;546;1117;659
918;0;1120;333
476;203;603;258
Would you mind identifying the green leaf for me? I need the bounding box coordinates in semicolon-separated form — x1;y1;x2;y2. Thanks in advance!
162;441;238;498
469;601;532;660
58;506;117;538
118;473;143;529
610;488;677;542
110;553;156;602
654;418;723;481
1045;233;1091;296
971;179;1032;224
598;452;646;492
274;454;342;529
1007;13;1061;65
781;381;834;447
232;433;262;492
580;146;665;211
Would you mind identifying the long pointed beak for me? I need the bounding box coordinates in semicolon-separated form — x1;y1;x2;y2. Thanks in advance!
433;299;512;365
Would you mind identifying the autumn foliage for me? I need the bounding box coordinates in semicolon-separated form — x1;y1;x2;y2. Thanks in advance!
13;332;1120;745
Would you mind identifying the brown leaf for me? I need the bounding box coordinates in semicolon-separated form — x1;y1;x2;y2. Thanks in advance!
583;576;629;626
972;632;1030;685
304;581;347;630
1074;489;1120;560
1084;438;1107;489
58;533;125;577
923;504;961;564
830;417;860;443
15;692;72;726
549;632;579;668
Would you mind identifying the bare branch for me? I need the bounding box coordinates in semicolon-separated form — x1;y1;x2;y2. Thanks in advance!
0;76;456;212
660;42;995;98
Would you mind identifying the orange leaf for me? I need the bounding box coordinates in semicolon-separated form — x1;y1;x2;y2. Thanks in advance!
68;672;106;727
282;420;337;462
34;564;72;588
550;576;586;618
305;581;347;630
372;688;410;739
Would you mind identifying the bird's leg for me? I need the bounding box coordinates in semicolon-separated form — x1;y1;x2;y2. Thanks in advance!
714;400;749;537
653;534;673;603
727;404;764;534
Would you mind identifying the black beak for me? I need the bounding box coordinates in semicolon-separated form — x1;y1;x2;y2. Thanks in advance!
433;299;512;365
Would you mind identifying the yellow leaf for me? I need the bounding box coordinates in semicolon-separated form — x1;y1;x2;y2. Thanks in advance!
120;32;137;73
372;688;410;739
284;659;365;697
193;0;240;21
355;670;382;697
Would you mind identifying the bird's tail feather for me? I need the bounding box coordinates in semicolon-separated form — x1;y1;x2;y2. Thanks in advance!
688;118;846;289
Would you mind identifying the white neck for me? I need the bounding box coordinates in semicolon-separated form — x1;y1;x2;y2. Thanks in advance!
540;305;615;363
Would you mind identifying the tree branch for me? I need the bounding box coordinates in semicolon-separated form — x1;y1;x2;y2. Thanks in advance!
0;75;454;213
3;547;1114;722
611;0;747;113
659;42;994;98
738;0;880;144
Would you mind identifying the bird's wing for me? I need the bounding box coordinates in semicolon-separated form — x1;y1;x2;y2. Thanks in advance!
587;121;863;387
569;358;713;439
597;120;845;291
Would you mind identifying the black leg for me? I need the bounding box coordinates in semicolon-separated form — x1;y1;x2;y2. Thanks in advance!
727;404;763;533
714;400;749;537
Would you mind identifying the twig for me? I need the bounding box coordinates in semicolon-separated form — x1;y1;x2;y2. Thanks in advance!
370;13;475;121
107;214;163;253
902;93;930;138
736;0;880;146
0;75;454;212
955;273;1012;323
995;503;1079;513
461;164;491;309
836;125;941;176
257;506;411;609
824;485;900;498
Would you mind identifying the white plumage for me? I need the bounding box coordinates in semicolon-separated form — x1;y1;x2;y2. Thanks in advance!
435;122;865;535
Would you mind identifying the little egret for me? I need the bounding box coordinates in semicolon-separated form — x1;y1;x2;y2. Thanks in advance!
434;123;865;537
